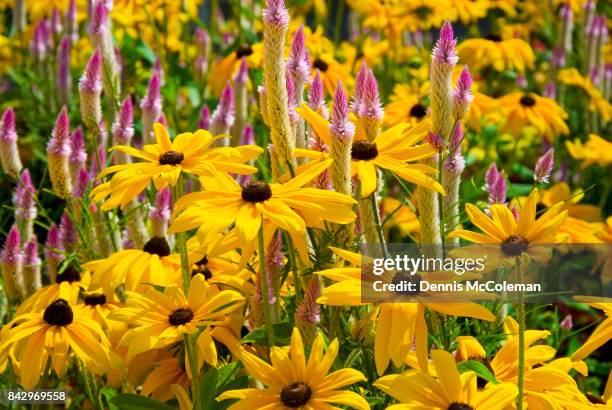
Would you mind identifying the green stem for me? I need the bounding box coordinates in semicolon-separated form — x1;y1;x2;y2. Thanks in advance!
172;177;191;293
184;333;201;410
258;217;275;347
516;259;525;410
369;194;387;257
282;231;301;300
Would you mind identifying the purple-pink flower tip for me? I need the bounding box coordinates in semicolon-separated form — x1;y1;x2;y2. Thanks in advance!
198;105;211;130
534;148;554;184
433;21;458;66
308;70;325;109
89;0;109;35
2;226;21;263
0;107;16;141
330;81;355;141
263;0;289;27
48;106;71;156
141;73;161;111
235;57;249;84
79;50;103;93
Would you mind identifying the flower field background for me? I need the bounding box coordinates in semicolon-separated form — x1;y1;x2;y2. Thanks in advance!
0;0;611;409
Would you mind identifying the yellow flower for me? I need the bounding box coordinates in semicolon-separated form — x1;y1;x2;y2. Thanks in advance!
209;42;264;96
455;317;591;408
83;236;182;297
452;0;490;24
0;298;110;389
218;328;369;410
558;69;612;122
169;159;356;246
109;274;244;360
141;358;190;403
16;265;90;315
571;297;612;362
91;123;262;210
457;36;535;73
383;83;429;128
296;106;444;197
374;349;518;410
498;92;569;142
389;0;454;32
316;247;495;374
566;134;612;168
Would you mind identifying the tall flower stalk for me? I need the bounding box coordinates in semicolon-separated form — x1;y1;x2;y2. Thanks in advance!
47;107;73;199
0;108;23;178
262;0;295;177
420;21;457;246
287;25;310;153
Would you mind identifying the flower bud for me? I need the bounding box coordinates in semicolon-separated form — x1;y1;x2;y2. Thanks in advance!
47;107;73;198
79;50;103;129
534;148;554;184
0;108;23;177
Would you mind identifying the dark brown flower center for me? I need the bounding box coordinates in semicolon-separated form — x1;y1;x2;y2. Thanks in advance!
409;103;427;119
235;44;254;59
448;404;474;410
280;382;312;408
241;181;272;203
169;308;194;326
391;272;422;296
312;58;329;72
485;33;502;42
351;140;379;161
415;6;432;18
84;293;107;306
56;265;81;283
43;299;74;326
191;255;212;280
159;150;184;165
585;392;606;404
519;94;536;107
501;235;529;256
143;236;171;257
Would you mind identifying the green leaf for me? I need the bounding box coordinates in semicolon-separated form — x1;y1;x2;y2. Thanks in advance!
240;322;293;346
216;362;241;390
199;367;218;410
457;360;498;385
109;393;175;410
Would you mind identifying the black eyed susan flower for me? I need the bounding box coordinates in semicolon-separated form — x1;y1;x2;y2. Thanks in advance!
315;247;495;374
109;274;244;360
91;122;263;211
455;317;592;408
448;190;569;267
296;105;444;197
499;92;569;142
457;35;535;73
0;298;110;389
388;0;452;32
83;236;182;297
383;82;430;128
218;327;369;410
169;159;356;246
15;264;90;316
374;350;518;410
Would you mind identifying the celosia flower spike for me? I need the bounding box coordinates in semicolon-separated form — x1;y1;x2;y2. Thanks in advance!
0;107;23;177
47;106;73;198
534;148;555;184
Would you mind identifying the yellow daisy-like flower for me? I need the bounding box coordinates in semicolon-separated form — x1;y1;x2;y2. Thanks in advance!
109;274;244;360
0;298;110;389
498;92;569;142
566;134;612;168
316;247;495;374
456;317;592;408
389;0;453;33
16;265;90;315
83;236;182;298
91;123;262;211
218;327;369;410
209;42;264;96
457;35;535;73
449;190;569;262
140;357;190;403
296;105;444;197
383;82;429;128
374;350;518;410
558;68;612;122
452;0;490;24
169;159;356;246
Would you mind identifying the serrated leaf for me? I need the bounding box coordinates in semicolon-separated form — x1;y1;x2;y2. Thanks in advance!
457;360;498;385
109;393;175;410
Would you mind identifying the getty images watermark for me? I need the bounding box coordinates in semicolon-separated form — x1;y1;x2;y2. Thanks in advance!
361;244;612;303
